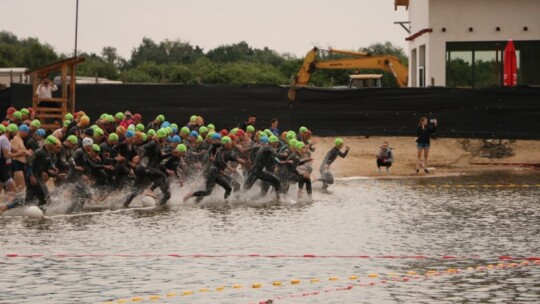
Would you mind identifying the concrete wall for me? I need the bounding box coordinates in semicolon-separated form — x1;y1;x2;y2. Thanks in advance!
407;0;540;87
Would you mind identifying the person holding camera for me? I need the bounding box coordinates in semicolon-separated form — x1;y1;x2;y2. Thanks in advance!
36;77;58;99
416;117;437;174
376;141;393;173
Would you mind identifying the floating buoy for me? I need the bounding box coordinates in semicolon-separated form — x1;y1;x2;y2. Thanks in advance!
25;206;44;219
142;196;156;207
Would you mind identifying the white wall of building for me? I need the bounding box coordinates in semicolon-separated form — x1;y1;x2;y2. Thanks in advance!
406;0;540;87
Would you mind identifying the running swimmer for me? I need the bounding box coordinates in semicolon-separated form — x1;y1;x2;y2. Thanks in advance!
183;136;245;203
123;128;171;207
314;138;349;190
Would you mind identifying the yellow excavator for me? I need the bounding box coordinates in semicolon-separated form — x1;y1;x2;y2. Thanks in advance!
288;47;408;100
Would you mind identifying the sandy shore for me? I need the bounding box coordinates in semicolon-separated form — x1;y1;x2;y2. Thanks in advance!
309;136;540;179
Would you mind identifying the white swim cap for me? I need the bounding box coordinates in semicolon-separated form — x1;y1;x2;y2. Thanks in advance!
82;137;94;147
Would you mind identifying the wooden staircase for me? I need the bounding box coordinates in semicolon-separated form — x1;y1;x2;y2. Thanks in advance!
26;57;86;130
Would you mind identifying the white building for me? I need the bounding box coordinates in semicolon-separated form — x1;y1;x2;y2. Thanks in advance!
0;68;29;87
395;0;540;88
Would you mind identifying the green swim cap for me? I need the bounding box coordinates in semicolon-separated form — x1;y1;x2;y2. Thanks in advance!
157;114;165;122
105;114;114;123
94;127;104;136
100;113;108;120
165;127;173;135
199;126;208;134
109;133;119;141
264;129;273;137
7;124;18;133
115;112;124;120
269;135;279;143
92;144;100;152
45;135;58;145
295;141;305;150
180;127;190;135
288;139;298;147
207;123;215;130
299;126;308;133
230;128;238;135
287;130;297;137
64;113;74;121
246;125;255;132
0;125;6;133
20;108;30;115
147;129;156;136
136;123;145;132
286;133;295;141
67;135;78;145
190;115;197;122
258;132;267;139
176;144;187;152
335;138;344;146
63;120;71;128
197;135;203;142
90;124;98;130
170;123;178;130
156;128;167;138
31;120;41;128
140;133;147;142
13;111;22;120
221;136;232;144
207;131;215;140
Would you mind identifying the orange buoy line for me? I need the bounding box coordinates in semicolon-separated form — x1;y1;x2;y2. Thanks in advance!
102;260;540;304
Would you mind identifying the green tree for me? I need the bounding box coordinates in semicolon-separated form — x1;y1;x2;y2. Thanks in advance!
76;52;120;80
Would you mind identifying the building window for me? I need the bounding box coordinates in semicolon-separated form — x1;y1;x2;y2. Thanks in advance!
446;40;540;88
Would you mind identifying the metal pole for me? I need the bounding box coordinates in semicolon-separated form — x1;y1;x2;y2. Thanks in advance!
75;0;79;56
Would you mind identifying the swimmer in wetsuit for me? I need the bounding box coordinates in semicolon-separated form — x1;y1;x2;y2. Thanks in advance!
243;135;287;200
123;128;171;207
183;136;245;203
0;136;60;214
314;138;349;190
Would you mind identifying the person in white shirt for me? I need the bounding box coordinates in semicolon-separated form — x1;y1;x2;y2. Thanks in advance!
36;78;57;99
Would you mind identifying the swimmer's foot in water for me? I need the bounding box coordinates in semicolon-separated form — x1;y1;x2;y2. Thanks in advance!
144;189;158;199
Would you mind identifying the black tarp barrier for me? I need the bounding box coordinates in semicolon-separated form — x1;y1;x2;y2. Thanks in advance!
7;83;540;139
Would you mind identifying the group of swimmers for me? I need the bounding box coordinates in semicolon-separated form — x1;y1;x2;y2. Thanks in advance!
0;109;350;214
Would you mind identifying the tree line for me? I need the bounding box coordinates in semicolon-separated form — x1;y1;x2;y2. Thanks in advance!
0;31;407;87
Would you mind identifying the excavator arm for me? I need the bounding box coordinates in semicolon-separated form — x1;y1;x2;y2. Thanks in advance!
288;47;408;100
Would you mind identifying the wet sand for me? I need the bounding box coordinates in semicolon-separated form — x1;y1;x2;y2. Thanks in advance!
310;136;540;179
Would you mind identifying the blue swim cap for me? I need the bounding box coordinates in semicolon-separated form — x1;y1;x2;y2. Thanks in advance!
161;121;171;128
36;129;46;137
171;135;182;143
260;135;269;143
18;124;30;132
171;128;178;135
126;130;135;138
189;130;198;138
211;133;222;140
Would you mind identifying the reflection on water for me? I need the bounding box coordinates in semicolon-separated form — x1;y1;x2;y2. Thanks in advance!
0;171;539;303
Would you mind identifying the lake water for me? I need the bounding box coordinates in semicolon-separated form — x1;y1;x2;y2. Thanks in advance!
1;171;539;304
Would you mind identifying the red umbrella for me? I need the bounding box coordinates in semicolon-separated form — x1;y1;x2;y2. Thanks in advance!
503;40;517;87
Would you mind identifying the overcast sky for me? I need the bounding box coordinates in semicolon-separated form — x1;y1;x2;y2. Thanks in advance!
2;0;409;59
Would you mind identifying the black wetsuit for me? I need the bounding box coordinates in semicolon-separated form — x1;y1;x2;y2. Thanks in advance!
285;152;312;195
243;146;283;195
192;146;240;202
319;147;349;188
23;148;55;207
66;148;107;212
54;143;74;187
112;141;137;187
149;153;182;192
124;140;170;207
